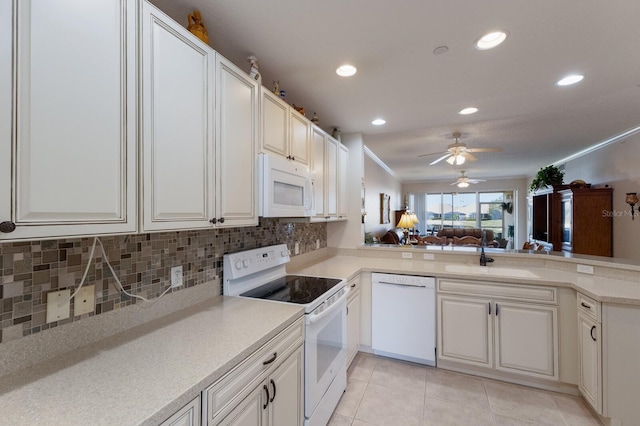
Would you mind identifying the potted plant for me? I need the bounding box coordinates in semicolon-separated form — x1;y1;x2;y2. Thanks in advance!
529;165;564;192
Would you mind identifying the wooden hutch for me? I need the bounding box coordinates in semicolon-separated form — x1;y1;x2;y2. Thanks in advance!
530;185;613;256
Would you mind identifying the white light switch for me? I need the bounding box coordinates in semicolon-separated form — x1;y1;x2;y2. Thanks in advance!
577;264;594;275
294;242;300;255
171;266;183;288
402;252;413;259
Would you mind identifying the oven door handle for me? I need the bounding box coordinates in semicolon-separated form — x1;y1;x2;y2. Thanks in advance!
306;288;348;326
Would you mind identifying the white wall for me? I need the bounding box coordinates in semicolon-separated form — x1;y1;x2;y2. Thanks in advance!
402;178;529;248
363;150;403;239
558;131;640;260
327;133;365;248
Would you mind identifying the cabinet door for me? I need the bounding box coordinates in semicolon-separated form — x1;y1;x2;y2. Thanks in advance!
437;295;493;368
268;346;304;426
495;301;558;380
261;89;289;158
347;289;361;367
337;143;349;219
218;384;266;426
160;396;201;426
289;110;310;166
310;126;326;220
141;2;215;231
215;55;259;227
325;137;338;219
1;0;137;240
578;312;602;413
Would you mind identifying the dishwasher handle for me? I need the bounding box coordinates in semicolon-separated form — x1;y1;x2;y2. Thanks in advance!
374;281;428;288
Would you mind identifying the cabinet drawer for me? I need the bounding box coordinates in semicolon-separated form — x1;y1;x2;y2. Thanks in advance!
577;293;600;322
438;279;557;304
204;317;304;422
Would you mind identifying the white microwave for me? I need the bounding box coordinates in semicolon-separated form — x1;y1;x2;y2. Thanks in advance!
259;153;314;218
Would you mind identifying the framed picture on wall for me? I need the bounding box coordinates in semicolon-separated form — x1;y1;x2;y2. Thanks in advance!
380;193;390;224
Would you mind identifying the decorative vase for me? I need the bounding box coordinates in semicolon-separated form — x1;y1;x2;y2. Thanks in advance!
187;10;209;45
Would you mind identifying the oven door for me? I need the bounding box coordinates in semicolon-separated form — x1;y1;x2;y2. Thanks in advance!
304;290;347;417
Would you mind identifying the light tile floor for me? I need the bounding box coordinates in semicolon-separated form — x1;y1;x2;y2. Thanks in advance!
328;353;602;426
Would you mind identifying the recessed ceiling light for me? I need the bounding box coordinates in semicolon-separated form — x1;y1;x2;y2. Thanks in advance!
475;31;508;50
336;65;357;77
557;74;584;86
459;107;478;115
372;118;386;126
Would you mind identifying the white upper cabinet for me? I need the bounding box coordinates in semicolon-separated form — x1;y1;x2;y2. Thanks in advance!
261;89;289;159
0;0;137;241
215;55;259;227
141;1;215;232
310;126;326;221
325;136;339;219
261;88;310;167
288;109;311;166
337;142;349;219
141;3;257;231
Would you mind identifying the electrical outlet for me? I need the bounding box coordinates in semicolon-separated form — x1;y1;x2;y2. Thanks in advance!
171;266;183;288
73;285;95;316
294;241;300;255
316;239;320;249
577;264;594;275
423;253;435;260
46;289;71;323
402;252;413;259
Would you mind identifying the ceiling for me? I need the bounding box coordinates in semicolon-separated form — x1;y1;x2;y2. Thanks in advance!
151;0;640;183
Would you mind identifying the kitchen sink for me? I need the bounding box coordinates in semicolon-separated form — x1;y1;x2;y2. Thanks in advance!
445;264;539;278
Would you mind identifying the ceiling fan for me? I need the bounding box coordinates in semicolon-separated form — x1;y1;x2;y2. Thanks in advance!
451;170;486;188
418;132;502;165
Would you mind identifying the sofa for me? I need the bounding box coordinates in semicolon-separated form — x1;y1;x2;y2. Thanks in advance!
436;228;498;247
379;228;406;245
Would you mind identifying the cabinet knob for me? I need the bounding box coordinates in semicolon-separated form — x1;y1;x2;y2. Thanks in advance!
209;218;217;224
263;384;269;409
269;379;276;403
219;217;225;224
0;221;16;233
590;325;597;341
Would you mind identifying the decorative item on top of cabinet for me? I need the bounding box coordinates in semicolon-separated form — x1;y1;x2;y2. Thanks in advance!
187;10;209;45
247;55;261;82
331;127;341;142
273;80;279;94
293;104;305;116
311;112;319;125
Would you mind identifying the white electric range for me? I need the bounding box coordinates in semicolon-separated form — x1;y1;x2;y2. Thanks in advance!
223;244;347;426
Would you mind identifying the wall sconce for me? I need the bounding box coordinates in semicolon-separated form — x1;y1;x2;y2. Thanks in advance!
626;193;638;220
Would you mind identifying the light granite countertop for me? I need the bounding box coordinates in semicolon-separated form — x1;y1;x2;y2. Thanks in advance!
289;255;640;305
0;296;303;426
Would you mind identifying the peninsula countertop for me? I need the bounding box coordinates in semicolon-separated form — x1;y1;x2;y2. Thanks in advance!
288;253;640;305
0;296;303;426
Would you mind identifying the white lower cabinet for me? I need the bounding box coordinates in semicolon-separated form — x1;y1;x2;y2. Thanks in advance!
346;275;361;367
161;396;201;426
437;279;559;381
205;318;304;426
576;293;602;414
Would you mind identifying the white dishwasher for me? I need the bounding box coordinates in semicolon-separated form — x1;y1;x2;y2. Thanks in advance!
371;273;436;366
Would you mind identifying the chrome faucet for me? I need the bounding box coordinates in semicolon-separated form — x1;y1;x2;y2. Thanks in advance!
480;230;494;266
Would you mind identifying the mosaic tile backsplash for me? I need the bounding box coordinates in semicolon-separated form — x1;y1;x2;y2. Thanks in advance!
0;219;326;344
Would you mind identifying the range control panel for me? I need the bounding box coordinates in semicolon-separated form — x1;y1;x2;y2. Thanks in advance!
223;244;291;280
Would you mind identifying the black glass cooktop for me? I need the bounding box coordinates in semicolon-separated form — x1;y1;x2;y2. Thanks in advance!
241;275;342;305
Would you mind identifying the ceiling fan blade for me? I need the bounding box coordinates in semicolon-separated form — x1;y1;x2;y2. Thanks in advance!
468;179;486;183
462;152;478;162
466;147;502;153
429;153;452;165
450;181;459;186
417;150;446;158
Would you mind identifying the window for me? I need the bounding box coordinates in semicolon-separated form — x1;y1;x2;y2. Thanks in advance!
411;191;514;241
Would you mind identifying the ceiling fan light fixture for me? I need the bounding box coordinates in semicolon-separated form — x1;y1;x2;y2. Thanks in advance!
446;154;466;165
336;64;357;77
474;31;508;50
457;181;470;188
459;107;478;115
557;74;584;86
